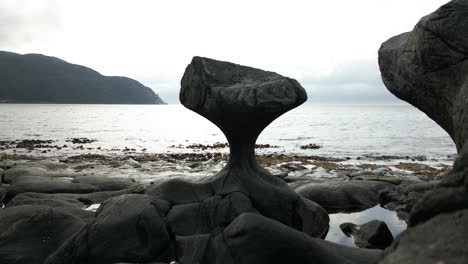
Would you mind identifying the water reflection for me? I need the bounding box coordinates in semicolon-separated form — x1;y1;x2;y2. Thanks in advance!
325;205;407;247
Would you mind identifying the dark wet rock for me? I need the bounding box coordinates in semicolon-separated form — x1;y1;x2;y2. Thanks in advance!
0;187;5;206
72;176;135;191
381;209;468;263
6;184;151;207
340;220;393;249
378;0;468;152
6;192;87;208
296;180;395;213
167;192;258;236
11;175;72;184
220;213;382;264
296;196;330;238
2;166;49;183
0;205;86;264
66;137;97;144
300;143;321;149
147;178;214;204
45;194;171;264
352;175;403;185
175;234;212;264
272;171;289;179
379;182;438;222
5;180;99;202
2;163;76;184
409;186;468;227
378;2;468;262
114;263;170;264
5;193;96;220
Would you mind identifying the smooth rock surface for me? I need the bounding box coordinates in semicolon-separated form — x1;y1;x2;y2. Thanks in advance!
5;180;99;202
296;180;394;213
45;194;171;264
221;213;382;264
340;220;394;249
381;209;468;263
0;205;86;264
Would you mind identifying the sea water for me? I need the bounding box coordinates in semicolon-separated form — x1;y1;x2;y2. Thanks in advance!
0;103;456;161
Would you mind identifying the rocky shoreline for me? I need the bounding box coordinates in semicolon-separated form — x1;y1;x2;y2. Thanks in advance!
1;1;468;262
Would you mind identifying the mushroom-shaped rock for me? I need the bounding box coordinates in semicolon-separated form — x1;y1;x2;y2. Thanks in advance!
147;57;328;238
180;56;307;145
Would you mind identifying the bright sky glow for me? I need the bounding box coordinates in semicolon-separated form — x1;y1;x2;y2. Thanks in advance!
0;0;449;103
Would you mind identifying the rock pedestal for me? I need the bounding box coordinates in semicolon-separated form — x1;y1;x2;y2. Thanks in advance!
149;57;329;239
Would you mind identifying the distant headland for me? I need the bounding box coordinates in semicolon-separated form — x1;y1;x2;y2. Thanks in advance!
0;51;165;104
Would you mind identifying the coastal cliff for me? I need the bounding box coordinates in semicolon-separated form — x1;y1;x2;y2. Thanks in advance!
0;51;165;104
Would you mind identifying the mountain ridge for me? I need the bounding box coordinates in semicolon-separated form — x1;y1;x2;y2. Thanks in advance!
0;51;165;104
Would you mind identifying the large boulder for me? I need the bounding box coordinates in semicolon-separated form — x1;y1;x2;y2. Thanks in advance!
167;192;258;236
0;205;86;264
45;194;171;264
378;0;468;152
4;180;99;202
296;180;394;213
380;209;468;263
340;220;394;249
220;213;382;264
72;176;136;191
378;1;468;263
0;187;5;206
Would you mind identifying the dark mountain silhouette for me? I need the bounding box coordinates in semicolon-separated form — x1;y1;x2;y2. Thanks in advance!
0;51;165;104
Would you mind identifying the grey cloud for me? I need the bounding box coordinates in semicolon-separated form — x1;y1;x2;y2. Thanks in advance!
143;60;401;104
299;60;399;103
0;0;62;46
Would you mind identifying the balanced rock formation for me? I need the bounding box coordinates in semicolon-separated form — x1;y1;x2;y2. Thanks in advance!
150;56;329;238
0;57;390;263
378;0;468;262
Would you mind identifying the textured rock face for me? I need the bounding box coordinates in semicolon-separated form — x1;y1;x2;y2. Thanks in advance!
220;213;382;264
380;209;468;264
45;194;171;264
0;205;86;264
180;56;307;144
340;220;394;249
378;0;468;152
297;180;394;213
378;1;468;263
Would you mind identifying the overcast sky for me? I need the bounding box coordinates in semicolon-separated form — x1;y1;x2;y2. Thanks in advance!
0;0;449;103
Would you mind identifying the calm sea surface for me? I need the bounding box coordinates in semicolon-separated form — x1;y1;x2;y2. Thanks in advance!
0;103;457;161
